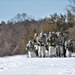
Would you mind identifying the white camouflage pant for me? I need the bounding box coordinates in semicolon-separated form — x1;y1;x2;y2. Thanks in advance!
56;45;63;57
38;46;46;57
28;51;36;58
49;46;56;57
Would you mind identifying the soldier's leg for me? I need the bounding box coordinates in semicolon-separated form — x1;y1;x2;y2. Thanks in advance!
63;45;66;57
35;50;38;56
60;46;63;57
38;46;41;57
41;46;45;57
43;46;46;57
56;45;58;57
34;45;38;57
49;46;50;57
59;46;61;57
49;46;52;57
28;51;31;58
54;46;56;57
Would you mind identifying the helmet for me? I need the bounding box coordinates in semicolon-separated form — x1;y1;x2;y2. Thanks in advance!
29;40;32;44
49;32;51;34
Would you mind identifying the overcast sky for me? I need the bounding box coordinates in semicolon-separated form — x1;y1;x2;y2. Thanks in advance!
0;0;70;22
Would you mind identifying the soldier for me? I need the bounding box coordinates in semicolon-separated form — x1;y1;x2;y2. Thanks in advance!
56;32;66;57
33;33;39;56
66;39;73;57
37;32;46;57
26;40;36;58
47;32;57;57
33;33;38;44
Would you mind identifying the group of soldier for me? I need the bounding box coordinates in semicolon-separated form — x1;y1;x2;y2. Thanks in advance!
26;31;73;58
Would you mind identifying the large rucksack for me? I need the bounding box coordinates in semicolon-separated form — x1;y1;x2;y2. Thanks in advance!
50;36;56;46
67;42;73;52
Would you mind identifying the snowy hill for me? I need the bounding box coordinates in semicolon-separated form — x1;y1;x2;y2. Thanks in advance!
0;55;75;75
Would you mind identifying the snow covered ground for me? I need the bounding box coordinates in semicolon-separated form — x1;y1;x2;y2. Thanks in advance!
0;54;75;75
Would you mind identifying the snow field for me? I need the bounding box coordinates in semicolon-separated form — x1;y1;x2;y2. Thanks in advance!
0;55;75;75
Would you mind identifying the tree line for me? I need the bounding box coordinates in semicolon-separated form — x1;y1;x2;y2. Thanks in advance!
0;0;75;57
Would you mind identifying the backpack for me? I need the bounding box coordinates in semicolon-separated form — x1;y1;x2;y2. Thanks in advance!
67;42;73;51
